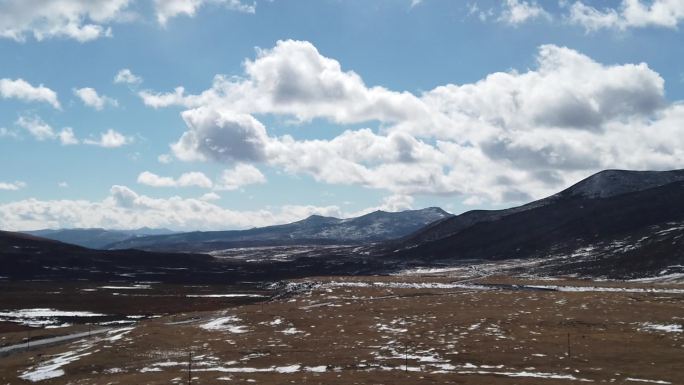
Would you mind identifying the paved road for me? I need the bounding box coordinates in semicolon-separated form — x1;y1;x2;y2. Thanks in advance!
0;328;111;356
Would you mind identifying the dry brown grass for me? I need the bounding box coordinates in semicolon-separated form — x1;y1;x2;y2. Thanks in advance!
0;276;682;384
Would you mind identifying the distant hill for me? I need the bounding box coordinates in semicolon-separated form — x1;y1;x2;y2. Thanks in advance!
390;169;684;279
25;228;177;249
107;207;451;252
0;230;383;283
0;230;221;282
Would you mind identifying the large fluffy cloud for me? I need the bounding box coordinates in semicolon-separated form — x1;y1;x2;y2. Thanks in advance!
140;40;430;124
0;0;132;42
422;44;664;133
141;40;682;204
171;107;270;162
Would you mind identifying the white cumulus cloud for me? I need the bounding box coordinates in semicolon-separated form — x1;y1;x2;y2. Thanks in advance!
0;181;26;191
139;39;429;125
114;68;143;85
498;0;551;25
154;0;255;25
0;0;132;42
74;87;118;110
16;115;77;145
215;163;266;190
0;78;61;109
84;129;132;148
0;185;347;231
138;40;683;205
157;154;173;164
57;127;79;145
199;192;221;201
171;107;270;162
137;171;214;188
568;0;684;31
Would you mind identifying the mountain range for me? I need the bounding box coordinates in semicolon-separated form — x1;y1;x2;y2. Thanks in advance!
4;168;684;281
25;227;177;249
105;207;451;252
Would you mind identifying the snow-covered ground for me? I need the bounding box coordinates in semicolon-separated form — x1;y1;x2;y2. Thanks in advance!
0;308;107;328
186;294;266;298
18;326;136;382
98;284;151;290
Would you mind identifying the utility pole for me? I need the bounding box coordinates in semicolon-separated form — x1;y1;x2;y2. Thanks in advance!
567;333;571;359
26;330;30;350
404;341;408;372
188;350;192;385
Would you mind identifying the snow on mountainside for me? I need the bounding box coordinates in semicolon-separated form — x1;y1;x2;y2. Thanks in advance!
107;207;451;252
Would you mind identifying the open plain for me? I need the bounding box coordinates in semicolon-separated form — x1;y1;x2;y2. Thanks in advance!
1;273;682;385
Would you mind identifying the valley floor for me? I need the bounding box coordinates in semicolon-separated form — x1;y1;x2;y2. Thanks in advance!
0;274;682;384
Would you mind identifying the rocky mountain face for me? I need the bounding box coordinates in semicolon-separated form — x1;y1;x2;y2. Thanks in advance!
106;207;452;252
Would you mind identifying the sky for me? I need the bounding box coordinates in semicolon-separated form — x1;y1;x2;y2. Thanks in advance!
1;0;684;231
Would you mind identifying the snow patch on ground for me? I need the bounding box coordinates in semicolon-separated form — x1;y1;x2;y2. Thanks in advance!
626;378;672;384
201;316;248;333
269;318;283;326
304;365;327;372
524;285;684;294
19;346;92;382
0;308;106;327
98;285;150;290
106;327;135;342
639;323;682;333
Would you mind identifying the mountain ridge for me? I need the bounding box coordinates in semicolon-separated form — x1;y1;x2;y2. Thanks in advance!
388;171;684;279
25;227;177;249
106;207;451;252
400;168;684;247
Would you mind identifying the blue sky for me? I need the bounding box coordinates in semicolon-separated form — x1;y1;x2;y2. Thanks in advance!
1;0;684;230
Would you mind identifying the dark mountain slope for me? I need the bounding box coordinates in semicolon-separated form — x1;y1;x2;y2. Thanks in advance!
403;169;684;246
24;228;176;249
107;207;451;252
0;231;385;283
389;178;684;278
0;230;219;282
